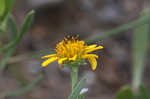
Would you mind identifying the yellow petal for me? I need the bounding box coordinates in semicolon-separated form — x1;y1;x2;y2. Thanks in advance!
41;54;57;59
88;57;97;71
42;57;58;67
69;55;77;61
82;54;98;59
58;58;67;64
85;44;97;49
85;46;103;53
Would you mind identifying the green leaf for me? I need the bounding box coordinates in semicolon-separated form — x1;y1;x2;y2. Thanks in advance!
7;15;18;40
86;13;150;43
0;14;9;33
5;0;14;10
138;85;150;99
0;14;18;40
0;0;5;17
0;15;17;68
0;47;16;70
0;10;34;70
0;0;14;20
0;10;35;52
132;12;150;89
69;76;86;99
116;86;134;99
16;10;34;42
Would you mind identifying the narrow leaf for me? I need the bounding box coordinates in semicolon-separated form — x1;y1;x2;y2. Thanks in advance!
86;13;150;43
16;10;34;43
0;10;35;52
0;10;34;69
7;15;18;40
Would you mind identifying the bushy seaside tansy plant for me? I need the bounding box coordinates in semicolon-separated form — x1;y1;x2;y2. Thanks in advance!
41;35;103;70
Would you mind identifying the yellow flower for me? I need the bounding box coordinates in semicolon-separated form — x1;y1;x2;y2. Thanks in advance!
41;35;103;70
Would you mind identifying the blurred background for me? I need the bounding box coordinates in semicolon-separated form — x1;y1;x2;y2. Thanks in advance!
1;0;150;99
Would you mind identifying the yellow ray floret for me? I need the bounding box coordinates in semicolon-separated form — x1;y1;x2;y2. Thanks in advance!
41;54;57;59
41;36;103;70
42;57;58;67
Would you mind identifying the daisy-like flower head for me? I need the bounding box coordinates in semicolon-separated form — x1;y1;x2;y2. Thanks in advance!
41;35;103;70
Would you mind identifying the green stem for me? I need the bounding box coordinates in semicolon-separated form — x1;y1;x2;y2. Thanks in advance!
132;16;149;91
86;13;150;43
71;66;78;91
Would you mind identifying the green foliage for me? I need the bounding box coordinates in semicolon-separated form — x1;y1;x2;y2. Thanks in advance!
0;10;35;52
0;9;40;97
116;85;150;99
69;76;86;99
132;12;150;89
116;86;134;99
86;12;150;43
0;0;5;17
0;0;14;21
137;85;150;99
0;15;18;69
7;15;18;40
116;11;150;99
0;10;35;70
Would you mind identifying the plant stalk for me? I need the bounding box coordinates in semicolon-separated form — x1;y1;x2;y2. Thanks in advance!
132;12;150;91
71;66;78;91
